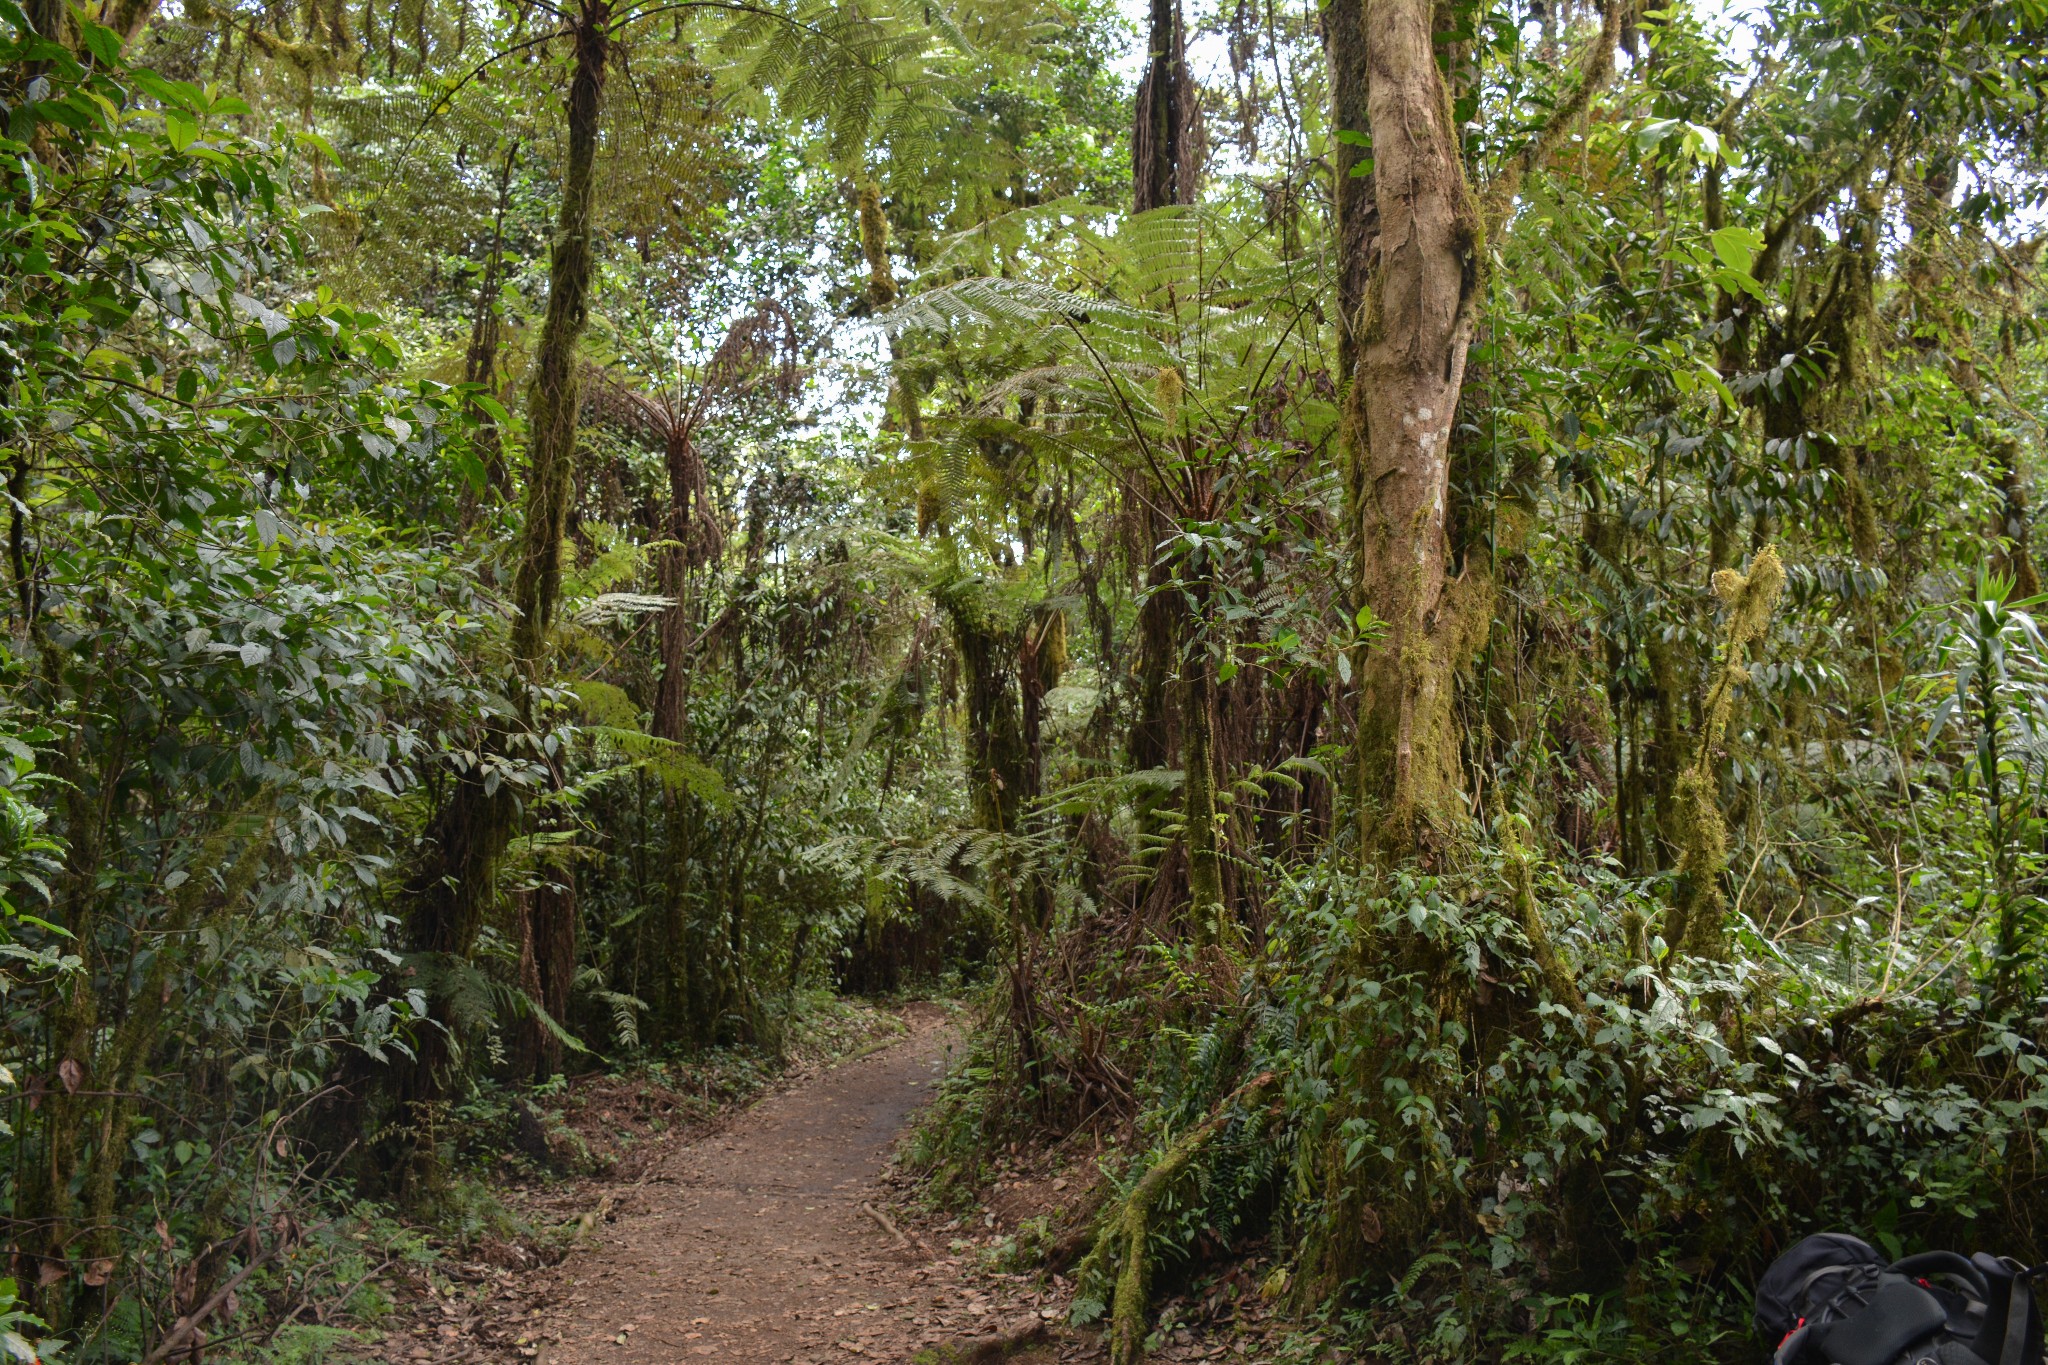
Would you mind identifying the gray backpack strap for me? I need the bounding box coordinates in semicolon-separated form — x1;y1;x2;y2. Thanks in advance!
1997;1265;2042;1365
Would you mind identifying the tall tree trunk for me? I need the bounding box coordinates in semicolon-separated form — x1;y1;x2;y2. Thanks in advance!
504;0;608;1080
394;0;609;1188
1346;0;1487;855
652;424;705;742
1133;0;1197;211
510;2;608;668
1128;5;1197;901
1323;0;1376;389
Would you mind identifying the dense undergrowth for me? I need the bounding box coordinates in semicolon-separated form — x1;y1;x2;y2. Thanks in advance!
909;841;2047;1361
3;0;2048;1357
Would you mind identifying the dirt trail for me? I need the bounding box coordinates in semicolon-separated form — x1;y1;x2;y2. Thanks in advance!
533;1008;1054;1364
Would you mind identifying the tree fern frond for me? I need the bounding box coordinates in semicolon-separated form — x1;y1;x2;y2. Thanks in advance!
921;195;1115;276
572;592;675;627
880;277;1146;338
592;989;647;1050
587;726;733;809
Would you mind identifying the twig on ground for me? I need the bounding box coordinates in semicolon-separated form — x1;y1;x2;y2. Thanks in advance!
860;1199;936;1258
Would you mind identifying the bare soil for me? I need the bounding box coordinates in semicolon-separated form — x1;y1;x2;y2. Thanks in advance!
517;1005;1060;1364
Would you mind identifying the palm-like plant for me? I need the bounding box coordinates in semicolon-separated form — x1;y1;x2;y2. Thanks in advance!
1928;570;2048;986
884;203;1337;943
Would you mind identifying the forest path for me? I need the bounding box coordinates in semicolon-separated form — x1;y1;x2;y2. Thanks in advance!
531;1006;1058;1365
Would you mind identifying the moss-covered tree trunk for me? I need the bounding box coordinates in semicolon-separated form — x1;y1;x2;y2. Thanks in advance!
1128;1;1197;895
1345;0;1487;855
934;571;1049;1098
652;423;706;743
508;1;608;668
393;0;609;1185
504;0;609;1082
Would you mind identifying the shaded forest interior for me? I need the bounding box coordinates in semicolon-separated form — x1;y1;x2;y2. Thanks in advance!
2;0;2048;1357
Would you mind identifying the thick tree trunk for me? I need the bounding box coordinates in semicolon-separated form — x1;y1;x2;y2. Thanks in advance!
1128;0;1196;892
504;0;608;1083
933;573;1048;1099
938;579;1030;836
1347;0;1486;854
652;426;704;742
514;874;577;1078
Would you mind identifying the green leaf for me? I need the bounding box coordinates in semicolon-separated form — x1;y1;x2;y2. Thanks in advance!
450;446;487;495
129;68;203;111
1710;225;1761;274
294;128;340;161
79;21;121;64
1634;116;1679;150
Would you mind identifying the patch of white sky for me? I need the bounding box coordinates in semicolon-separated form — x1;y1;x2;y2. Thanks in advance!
1141;0;1766;178
703;0;2023;530
1146;0;2046;244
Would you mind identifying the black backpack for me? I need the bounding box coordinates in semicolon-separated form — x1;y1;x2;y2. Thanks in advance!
1756;1233;2046;1365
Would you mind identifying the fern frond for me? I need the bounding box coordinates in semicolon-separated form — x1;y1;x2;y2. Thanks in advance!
573;593;675;627
880;277;1145;338
586;726;733;809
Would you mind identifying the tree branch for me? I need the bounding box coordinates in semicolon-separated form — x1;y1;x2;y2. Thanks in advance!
1483;0;1625;222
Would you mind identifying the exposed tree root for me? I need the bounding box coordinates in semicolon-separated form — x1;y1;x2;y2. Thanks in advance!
918;1321;1053;1363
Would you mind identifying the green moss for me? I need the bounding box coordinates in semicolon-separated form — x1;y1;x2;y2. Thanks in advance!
1075;1073;1277;1365
1664;546;1786;962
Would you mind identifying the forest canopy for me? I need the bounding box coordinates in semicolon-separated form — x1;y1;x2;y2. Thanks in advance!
2;0;2047;1357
